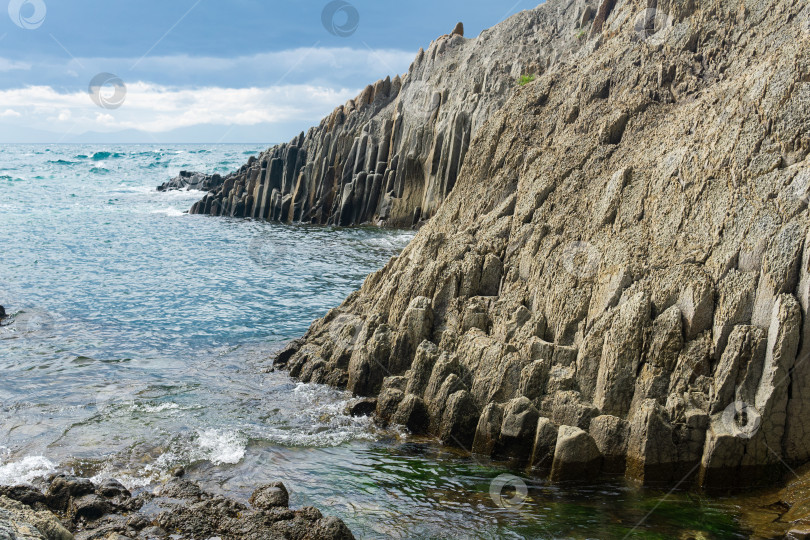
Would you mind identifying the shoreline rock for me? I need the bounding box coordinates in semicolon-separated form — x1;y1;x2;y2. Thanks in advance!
272;0;810;491
0;476;354;540
157;171;225;192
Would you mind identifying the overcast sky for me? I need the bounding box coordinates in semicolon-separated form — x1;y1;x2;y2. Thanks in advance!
0;0;537;143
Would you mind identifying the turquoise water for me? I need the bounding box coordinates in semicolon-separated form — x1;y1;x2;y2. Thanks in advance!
0;145;747;538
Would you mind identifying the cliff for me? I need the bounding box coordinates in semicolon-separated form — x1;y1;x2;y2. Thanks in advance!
275;0;810;489
186;1;595;227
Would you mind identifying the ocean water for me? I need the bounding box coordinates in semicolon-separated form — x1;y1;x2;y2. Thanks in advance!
0;144;748;539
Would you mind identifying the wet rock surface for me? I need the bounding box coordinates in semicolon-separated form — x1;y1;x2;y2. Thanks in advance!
157;170;225;192
0;476;353;540
273;0;810;490
737;463;810;538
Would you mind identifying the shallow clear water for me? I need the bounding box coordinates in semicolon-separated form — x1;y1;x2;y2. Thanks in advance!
0;144;748;538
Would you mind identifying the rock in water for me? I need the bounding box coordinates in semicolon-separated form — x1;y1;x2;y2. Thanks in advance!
157;171;225;192
275;0;810;490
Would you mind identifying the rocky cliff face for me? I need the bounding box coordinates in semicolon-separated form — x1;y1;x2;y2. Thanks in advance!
187;1;595;227
275;0;810;489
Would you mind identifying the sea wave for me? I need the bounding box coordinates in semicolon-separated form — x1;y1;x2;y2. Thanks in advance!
194;429;247;465
92;152;124;161
0;454;57;485
150;207;186;217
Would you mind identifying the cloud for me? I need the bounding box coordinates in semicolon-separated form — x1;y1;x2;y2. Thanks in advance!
0;82;360;135
0;47;416;91
0;57;31;72
0;46;417;141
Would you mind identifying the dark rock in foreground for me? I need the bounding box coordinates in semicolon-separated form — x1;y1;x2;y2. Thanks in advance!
157;171;225;192
0;475;354;540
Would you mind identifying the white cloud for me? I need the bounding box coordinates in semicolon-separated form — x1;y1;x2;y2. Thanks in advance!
0;82;360;134
0;46;417;141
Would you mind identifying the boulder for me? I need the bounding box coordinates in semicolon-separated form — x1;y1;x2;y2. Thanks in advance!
471;402;503;456
625;400;679;485
250;482;290;509
0;496;73;540
392;394;430;434
549;426;602;482
494;397;540;461
530;418;559;470
589;415;629;473
347;398;377;417
438;390;478;448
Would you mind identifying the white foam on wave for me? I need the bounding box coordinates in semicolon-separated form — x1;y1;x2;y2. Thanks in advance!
258;382;389;447
130;402;181;413
150;207;186;217
194;429;246;465
0;455;57;485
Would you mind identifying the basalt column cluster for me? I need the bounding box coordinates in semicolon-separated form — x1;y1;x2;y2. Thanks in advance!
186;1;598;227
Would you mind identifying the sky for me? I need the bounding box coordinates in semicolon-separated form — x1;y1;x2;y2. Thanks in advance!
0;0;539;143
